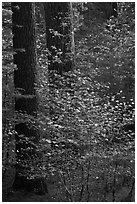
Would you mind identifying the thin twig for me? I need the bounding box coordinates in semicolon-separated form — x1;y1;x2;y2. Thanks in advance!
86;160;91;202
79;165;85;201
59;170;73;202
66;168;74;201
112;153;118;202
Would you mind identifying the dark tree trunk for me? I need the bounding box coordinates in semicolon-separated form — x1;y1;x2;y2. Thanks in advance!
44;2;73;74
44;3;74;119
11;3;47;193
95;2;118;19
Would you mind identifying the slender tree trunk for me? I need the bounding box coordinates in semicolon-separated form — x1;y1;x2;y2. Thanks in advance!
44;3;74;120
44;2;73;74
11;2;39;189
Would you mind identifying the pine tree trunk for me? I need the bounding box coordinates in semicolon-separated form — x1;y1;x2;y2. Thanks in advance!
11;2;40;191
44;3;74;120
44;2;73;74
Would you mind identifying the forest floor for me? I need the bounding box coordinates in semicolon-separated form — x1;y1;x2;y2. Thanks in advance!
4;180;135;202
4;152;135;202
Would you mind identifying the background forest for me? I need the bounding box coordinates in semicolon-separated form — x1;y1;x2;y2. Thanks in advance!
2;2;135;202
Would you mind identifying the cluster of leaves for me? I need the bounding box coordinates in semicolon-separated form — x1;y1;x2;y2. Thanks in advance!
35;2;134;201
36;1;134;164
75;2;135;139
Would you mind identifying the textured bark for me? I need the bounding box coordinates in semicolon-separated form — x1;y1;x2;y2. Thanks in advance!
11;3;43;191
12;1;38;160
44;3;74;119
44;2;73;73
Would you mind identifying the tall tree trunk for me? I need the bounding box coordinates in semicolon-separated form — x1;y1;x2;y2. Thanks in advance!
11;2;39;190
44;3;74;120
44;2;73;74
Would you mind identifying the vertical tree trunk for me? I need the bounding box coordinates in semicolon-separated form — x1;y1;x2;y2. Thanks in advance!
44;2;73;74
12;2;39;189
44;3;74;120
